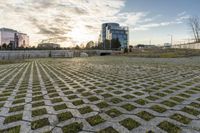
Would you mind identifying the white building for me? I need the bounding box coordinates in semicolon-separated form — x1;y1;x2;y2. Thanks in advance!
0;28;29;48
17;33;29;48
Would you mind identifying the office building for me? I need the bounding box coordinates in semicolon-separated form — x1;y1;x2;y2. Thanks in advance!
100;23;129;49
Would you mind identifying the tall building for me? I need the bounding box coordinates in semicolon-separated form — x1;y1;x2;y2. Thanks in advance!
100;23;129;49
0;28;29;48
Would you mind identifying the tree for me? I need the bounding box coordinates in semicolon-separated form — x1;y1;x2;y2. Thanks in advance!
111;38;121;49
86;41;95;49
189;16;200;42
2;43;7;49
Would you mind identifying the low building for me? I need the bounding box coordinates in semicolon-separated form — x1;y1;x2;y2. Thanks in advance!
164;43;172;48
38;43;60;49
0;28;29;49
135;44;157;49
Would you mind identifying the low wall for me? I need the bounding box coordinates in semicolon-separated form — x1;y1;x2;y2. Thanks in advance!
0;50;119;60
172;43;200;49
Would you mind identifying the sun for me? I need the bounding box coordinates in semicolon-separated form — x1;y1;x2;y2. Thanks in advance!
69;24;97;44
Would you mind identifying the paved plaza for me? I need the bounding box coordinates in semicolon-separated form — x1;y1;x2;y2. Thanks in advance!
0;56;200;133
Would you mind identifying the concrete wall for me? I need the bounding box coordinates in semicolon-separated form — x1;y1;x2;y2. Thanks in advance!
0;50;119;60
172;43;200;49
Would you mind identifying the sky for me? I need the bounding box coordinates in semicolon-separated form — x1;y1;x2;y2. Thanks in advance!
0;0;199;47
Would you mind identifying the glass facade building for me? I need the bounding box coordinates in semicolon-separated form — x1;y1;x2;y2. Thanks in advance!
101;23;129;49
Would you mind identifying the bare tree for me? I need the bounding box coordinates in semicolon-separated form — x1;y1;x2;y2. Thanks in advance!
189;16;200;42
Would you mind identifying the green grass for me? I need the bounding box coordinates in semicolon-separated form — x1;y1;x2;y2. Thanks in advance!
57;112;73;122
110;98;122;104
121;103;136;111
51;98;63;103
161;100;177;107
181;107;200;116
72;100;84;106
31;118;50;130
189;102;200;108
88;96;100;102
86;115;105;126
53;103;68;111
32;108;47;117
119;118;140;130
158;121;181;133
0;125;20;133
32;101;45;108
12;99;25;104
67;95;78;100
4;114;23;124
105;109;122;118
146;96;159;101
78;106;93;114
97;127;119;133
170;97;184;103
136;111;155;121
62;122;83;133
170;113;191;124
122;95;135;99
32;96;43;101
9;105;24;113
135;99;148;105
96;102;109;108
150;105;167;113
102;93;113;98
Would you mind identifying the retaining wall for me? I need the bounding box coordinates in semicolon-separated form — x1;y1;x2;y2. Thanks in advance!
0;50;118;60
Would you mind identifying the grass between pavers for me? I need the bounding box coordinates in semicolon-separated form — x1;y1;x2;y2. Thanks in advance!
53;103;68;111
96;102;109;109
32;108;47;117
72;100;84;106
189;102;200;108
105;109;122;118
9;105;24;113
32;96;44;101
135;99;148;105
15;94;26;99
51;98;63;103
31;118;50;130
146;96;159;101
170;97;185;103
57;111;73;122
62;122;83;133
122;94;135;99
32;101;45;108
119;118;140;130
97;127;119;133
88;96;100;102
0;103;4;108
110;98;122;104
150;105;167;113
177;93;190;98
158;121;181;133
67;95;78;100
101;93;113;98
12;99;25;105
181;107;200;116
86;115;105;126
170;113;192;124
161;100;177;107
4;114;23;124
78;106;93;114
121;103;136;111
136;111;155;121
0;125;20;133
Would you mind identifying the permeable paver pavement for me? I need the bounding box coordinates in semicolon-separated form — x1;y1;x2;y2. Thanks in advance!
0;57;200;133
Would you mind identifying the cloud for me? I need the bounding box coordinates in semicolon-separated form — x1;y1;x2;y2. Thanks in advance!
0;0;189;46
